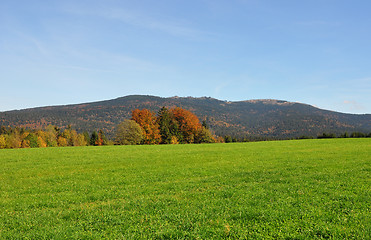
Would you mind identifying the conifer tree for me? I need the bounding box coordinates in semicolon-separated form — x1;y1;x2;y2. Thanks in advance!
157;107;173;144
90;131;99;146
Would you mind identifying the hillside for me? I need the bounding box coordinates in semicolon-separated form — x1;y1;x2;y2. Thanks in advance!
1;95;370;139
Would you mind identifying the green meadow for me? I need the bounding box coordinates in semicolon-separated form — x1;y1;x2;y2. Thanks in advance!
0;139;370;239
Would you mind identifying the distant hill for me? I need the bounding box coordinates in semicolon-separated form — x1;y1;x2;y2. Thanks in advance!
1;95;370;139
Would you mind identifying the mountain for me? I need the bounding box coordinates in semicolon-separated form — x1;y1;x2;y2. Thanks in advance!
1;95;370;139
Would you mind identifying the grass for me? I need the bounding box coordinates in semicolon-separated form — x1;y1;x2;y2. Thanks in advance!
0;138;370;239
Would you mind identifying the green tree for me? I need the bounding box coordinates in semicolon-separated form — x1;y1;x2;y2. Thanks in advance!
0;126;8;135
115;120;145;145
83;132;90;145
202;120;209;129
24;133;38;148
157;107;180;144
339;132;349;138
224;135;232;143
90;131;99;146
318;133;336;139
157;107;172;144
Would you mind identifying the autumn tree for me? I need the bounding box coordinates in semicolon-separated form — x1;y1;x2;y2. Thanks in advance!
6;128;22;148
64;128;76;146
131;109;161;144
0;126;8;135
44;125;58;147
131;107;215;144
115;119;145;145
195;126;216;143
57;136;68;147
35;130;47;147
215;136;225;143
0;135;7;149
76;134;88;146
170;107;202;143
62;126;72;146
98;129;108;146
63;128;85;146
0;126;90;149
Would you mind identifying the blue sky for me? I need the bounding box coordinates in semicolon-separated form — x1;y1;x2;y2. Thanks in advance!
1;0;370;114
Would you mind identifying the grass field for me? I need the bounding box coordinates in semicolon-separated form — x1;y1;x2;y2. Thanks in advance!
0;139;370;239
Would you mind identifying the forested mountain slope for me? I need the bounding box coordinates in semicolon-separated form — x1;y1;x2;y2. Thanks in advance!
1;95;370;139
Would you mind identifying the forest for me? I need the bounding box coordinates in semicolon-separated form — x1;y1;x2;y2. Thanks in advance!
0;107;218;149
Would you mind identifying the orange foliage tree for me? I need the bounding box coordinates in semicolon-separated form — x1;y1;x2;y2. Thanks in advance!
131;109;161;144
170;107;202;143
131;107;214;144
97;129;108;146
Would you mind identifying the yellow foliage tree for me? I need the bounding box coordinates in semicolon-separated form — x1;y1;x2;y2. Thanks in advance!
21;139;30;148
76;134;88;146
45;125;58;147
170;136;179;144
7;134;21;148
37;136;47;148
57;136;68;147
0;135;6;149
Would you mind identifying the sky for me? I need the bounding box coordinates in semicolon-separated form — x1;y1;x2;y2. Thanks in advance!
0;0;370;114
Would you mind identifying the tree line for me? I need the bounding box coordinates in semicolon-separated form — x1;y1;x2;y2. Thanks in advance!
223;131;371;142
0;107;218;149
315;132;371;139
115;107;217;145
0;125;108;149
1;106;370;149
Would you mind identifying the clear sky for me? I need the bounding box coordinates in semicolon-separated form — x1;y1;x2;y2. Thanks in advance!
1;0;370;114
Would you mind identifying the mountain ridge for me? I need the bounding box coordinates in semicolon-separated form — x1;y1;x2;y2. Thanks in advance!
1;95;370;139
3;96;365;116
